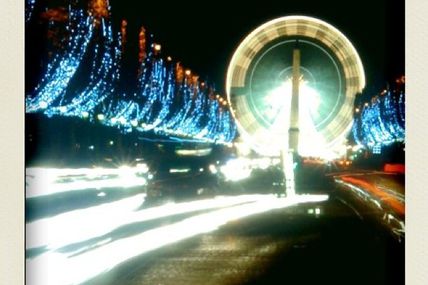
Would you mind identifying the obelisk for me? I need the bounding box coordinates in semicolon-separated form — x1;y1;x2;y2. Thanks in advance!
283;42;300;197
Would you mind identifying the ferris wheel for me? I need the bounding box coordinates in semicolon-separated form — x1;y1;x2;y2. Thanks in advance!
226;16;365;159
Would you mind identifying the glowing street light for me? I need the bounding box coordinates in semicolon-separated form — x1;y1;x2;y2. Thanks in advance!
154;44;161;51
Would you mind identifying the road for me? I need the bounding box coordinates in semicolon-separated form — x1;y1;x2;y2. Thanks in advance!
86;192;403;285
25;166;404;285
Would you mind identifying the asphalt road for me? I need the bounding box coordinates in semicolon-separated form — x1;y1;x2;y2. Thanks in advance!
26;165;404;285
85;192;404;285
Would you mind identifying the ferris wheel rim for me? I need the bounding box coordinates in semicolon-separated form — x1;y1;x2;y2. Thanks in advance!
226;15;365;157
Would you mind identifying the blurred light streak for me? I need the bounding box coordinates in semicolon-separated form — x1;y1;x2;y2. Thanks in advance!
339;176;404;216
175;148;212;156
26;167;148;198
27;194;328;285
27;193;279;253
169;168;191;173
26;194;145;251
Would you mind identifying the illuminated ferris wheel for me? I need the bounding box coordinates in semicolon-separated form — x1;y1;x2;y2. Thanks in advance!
226;16;365;159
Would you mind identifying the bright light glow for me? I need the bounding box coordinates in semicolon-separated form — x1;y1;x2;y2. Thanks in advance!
264;80;320;120
97;114;105;121
235;141;252;156
28;193;277;252
135;163;149;173
208;164;217;174
175;148;212;156
27;194;328;285
220;158;252;181
39;101;48;109
256;157;271;170
352;145;363;152
26;194;145;251
283;150;296;196
263;80;335;159
219;157;282;182
26;167;149;198
169;168;190;173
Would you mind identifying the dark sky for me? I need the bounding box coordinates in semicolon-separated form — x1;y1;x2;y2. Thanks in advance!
110;0;404;95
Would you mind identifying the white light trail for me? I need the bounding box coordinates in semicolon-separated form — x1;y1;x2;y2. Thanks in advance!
27;194;328;285
26;194;145;251
27;194;272;253
26;166;149;198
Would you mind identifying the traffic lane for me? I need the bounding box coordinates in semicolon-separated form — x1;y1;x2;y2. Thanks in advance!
339;175;404;216
85;195;403;285
333;172;405;239
26;185;145;222
27;194;329;285
27;194;279;259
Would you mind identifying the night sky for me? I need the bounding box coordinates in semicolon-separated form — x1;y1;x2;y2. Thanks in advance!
109;0;404;96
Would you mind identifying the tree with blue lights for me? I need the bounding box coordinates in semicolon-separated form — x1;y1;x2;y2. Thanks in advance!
25;0;237;144
352;89;405;149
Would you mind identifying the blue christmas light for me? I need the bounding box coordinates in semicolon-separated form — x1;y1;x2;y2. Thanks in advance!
25;0;36;22
353;90;405;148
25;2;237;144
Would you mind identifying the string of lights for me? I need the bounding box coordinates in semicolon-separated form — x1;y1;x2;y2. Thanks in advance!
352;90;405;148
25;0;36;22
25;1;237;144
